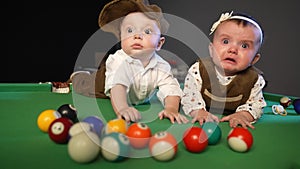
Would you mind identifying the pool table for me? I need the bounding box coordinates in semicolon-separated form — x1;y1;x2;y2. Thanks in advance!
1;83;299;169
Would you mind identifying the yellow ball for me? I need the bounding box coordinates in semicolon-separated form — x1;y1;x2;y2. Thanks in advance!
105;119;128;134
37;109;61;132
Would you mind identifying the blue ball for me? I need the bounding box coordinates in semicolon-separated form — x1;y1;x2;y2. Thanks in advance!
82;116;104;138
202;122;222;145
100;132;130;162
293;99;300;114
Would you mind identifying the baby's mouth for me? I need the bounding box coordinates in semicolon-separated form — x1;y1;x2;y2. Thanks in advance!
224;57;236;64
131;43;143;49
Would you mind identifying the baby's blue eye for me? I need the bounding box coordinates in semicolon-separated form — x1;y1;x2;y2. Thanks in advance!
144;29;152;34
222;39;229;44
241;43;249;48
127;28;133;33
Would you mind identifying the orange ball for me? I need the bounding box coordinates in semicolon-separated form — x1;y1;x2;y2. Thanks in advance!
126;122;152;149
149;131;178;161
37;109;61;132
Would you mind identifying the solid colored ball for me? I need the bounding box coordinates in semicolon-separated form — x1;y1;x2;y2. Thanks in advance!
280;96;292;108
101;132;130;162
57;104;78;123
202;122;222;145
82;116;104;137
104;118;128;135
68;131;100;163
183;127;208;153
126;122;152;149
48;117;73;144
149;131;178;161
69;122;92;138
227;127;253;153
37;109;61;133
293;98;300;114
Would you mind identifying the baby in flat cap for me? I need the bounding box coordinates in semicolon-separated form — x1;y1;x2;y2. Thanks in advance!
99;0;188;123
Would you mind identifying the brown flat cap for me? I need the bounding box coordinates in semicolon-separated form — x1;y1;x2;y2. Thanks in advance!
98;0;169;38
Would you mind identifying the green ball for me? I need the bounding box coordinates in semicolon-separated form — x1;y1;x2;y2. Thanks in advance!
202;122;222;145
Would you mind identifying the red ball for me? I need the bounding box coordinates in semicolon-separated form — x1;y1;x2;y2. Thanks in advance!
227;127;253;152
126;122;152;149
48;117;73;144
149;131;177;161
280;96;292;108
183;127;208;153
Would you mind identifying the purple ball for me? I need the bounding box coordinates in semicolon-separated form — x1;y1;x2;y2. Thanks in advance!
293;99;300;114
82;116;104;137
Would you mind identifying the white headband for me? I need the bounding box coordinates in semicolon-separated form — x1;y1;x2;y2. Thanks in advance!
209;11;263;44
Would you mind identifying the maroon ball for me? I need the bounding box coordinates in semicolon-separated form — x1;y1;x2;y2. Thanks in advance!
48;117;73;144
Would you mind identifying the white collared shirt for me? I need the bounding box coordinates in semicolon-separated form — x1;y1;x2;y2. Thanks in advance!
181;61;267;120
105;49;183;105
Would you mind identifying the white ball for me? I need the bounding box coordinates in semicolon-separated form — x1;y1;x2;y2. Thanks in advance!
68;122;92;137
68;131;100;163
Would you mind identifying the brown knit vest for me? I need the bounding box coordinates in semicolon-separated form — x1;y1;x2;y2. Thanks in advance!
199;57;260;115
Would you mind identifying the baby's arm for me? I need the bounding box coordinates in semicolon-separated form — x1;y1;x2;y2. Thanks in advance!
220;75;267;129
190;109;219;125
181;62;219;124
110;84;141;122
158;96;188;124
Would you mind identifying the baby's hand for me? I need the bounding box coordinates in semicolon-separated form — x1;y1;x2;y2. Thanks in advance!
190;109;219;125
220;111;255;129
158;108;189;124
118;107;141;122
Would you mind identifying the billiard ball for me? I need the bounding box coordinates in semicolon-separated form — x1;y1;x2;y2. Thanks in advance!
69;122;93;138
183;127;208;153
37;109;61;132
103;118;128;135
149;131;178;161
68;131;101;163
227;127;253;153
57;104;78;123
48;117;73;144
126;122;152;149
202;122;222;145
101;132;130;162
280;96;292;108
82;116;104;138
293;98;300;114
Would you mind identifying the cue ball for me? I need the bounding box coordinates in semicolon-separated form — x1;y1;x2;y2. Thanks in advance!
37;109;61;132
280;96;292;108
48;117;73;144
57;104;78;123
103;118;128;135
82;116;104;138
202;122;222;145
126;122;152;149
68;131;101;163
293;98;300;114
227;127;253;153
101;132;130;162
149;131;178;161
183;127;208;153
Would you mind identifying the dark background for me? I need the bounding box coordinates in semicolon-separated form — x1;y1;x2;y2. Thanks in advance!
4;0;299;97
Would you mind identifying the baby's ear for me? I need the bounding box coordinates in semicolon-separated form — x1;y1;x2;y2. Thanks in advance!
156;37;165;51
251;53;261;65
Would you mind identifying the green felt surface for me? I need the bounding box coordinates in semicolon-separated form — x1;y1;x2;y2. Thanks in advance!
0;83;299;169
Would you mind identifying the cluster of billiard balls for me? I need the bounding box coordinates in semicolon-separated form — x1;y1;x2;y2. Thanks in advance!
279;97;300;114
182;122;253;154
37;105;255;163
